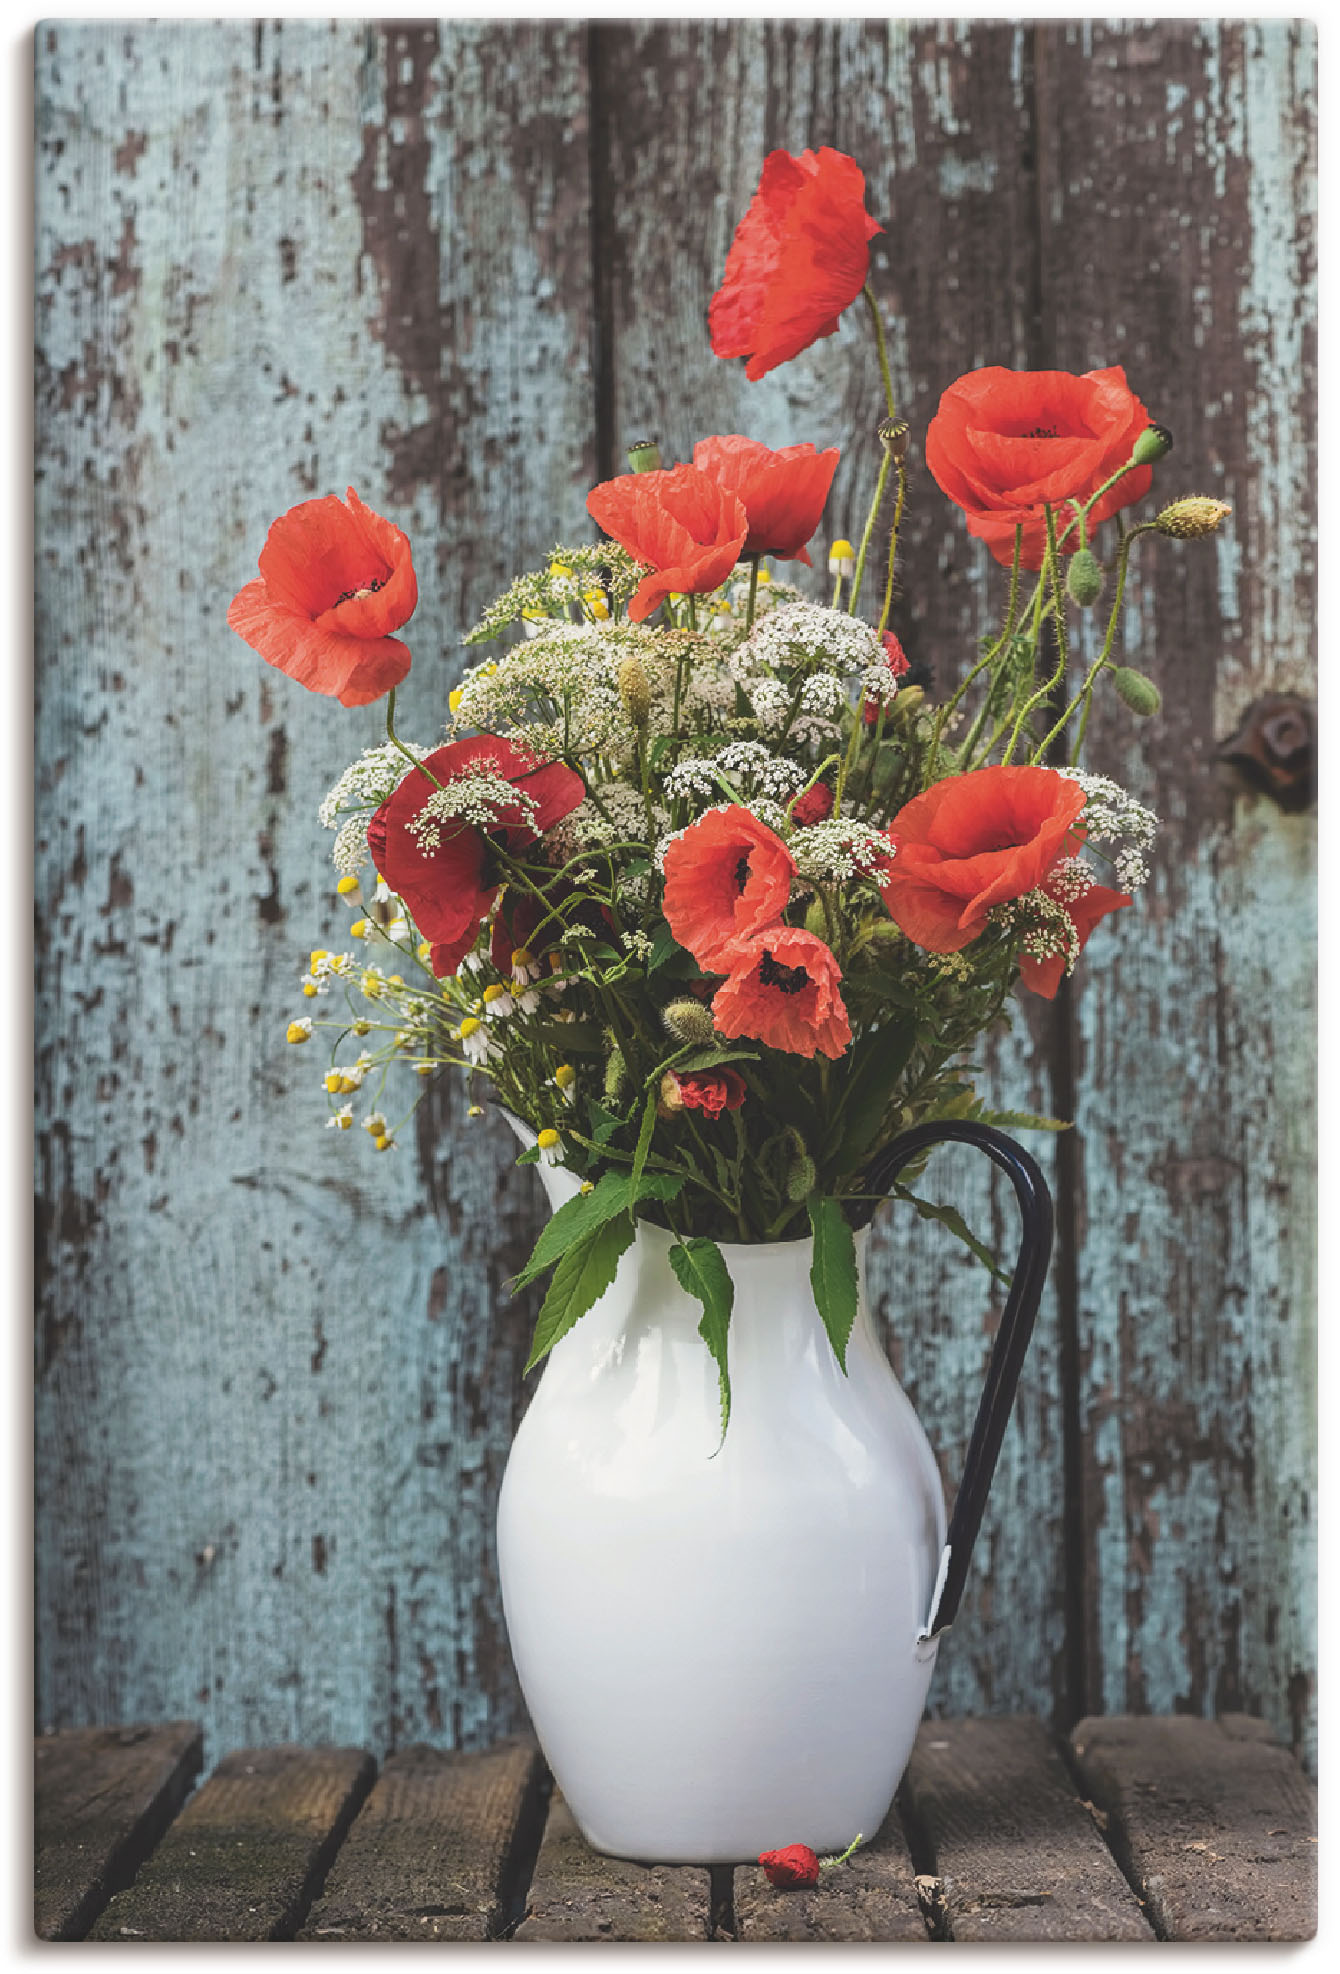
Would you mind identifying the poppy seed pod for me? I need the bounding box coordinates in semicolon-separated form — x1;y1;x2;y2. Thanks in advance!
626;437;661;474
786;1147;818;1202
1065;546;1104;609
1131;423;1173;466
1111;666;1162;716
617;654;652;728
603;1043;628;1103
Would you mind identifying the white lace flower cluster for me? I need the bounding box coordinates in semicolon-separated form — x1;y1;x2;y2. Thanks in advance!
464;542;642;645
408;768;539;854
452;628;634;761
320;741;431;829
665;740;806;805
1059;769;1158;892
541;781;660;863
789;819;892;885
737;603;884;682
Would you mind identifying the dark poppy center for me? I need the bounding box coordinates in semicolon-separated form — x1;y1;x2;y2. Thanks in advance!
734;854;751;894
758;949;809;996
333;574;387;607
1025;425;1060;439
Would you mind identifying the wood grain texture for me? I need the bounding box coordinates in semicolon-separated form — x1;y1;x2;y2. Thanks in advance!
1070;1713;1317;1940
1036;20;1317;1769
733;1793;928;1942
512;1792;710;1942
35;18;591;1766
900;1715;1152;1940
298;1737;545;1940
34;1720;203;1940
85;1742;373;1940
34;20;1314;1770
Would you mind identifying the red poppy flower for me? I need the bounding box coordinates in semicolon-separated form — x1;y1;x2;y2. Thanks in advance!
691;436;840;565
924;367;1153;569
1018;878;1131;999
789;780;834;828
710;149;882;382
879;766;1087;953
587;466;748;622
368;737;584;977
712;927;852;1061
759;1845;821;1889
228;487;417;706
665;1066;748;1118
662;807;796;970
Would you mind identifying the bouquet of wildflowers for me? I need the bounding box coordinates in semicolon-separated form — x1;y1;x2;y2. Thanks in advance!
230;147;1228;1425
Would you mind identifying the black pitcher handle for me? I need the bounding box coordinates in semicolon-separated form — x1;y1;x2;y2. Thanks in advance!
854;1120;1054;1643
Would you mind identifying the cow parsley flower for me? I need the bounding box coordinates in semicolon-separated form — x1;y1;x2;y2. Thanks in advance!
741;603;884;681
789;820;892;884
319;741;430;828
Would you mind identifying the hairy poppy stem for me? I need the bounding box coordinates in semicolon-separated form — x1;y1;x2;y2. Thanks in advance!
745;554;762;631
384;686;442;788
847;451;891;617
862;285;898;423
876;460;906;636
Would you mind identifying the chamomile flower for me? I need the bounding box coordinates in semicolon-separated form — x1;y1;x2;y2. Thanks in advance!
553;1064;577;1104
456;1016;498;1066
482;982;515;1019
536;1128;564;1166
326;1103;355;1131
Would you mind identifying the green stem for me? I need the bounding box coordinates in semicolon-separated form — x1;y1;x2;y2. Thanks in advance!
876;459;906;636
863;284;898;421
745;553;761;632
931;525;1024;772
385;686;440;787
967;559;1051;768
848;451;892;618
1003;506;1068;765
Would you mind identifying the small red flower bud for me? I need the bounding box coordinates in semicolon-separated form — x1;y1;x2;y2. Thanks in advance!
790;781;834;827
759;1844;821;1889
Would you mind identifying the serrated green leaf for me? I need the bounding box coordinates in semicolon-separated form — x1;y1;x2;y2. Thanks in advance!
973;1107;1071;1133
830;1019;917;1166
525;1213;635;1372
512;1168;684;1290
646;921;681;972
896;1186;1009;1283
807;1196;859;1373
671;1045;758;1075
629;1083;659;1200
668;1237;735;1446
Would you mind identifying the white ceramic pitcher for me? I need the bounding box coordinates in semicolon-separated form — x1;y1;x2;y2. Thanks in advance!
496;1113;1051;1864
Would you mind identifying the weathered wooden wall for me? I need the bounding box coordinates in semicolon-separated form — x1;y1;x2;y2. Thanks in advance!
35;19;1316;1771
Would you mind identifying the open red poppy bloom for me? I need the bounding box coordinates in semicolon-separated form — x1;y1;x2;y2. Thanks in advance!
691;436;840;564
924;367;1153;570
712;927;852;1061
879;765;1087;953
1018;877;1131;999
665;1066;748;1118
586;466;748;622
228;487;418;706
759;1845;821;1889
710;148;882;381
368;737;583;977
662;807;796;970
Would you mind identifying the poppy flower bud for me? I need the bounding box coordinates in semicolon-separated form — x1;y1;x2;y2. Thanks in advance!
1065;546;1104;609
760;1844;821;1889
786;1147;817;1203
662;998;718;1046
617;654;652;728
1131;423;1173;466
658;1071;686;1116
890;684;925;722
1111;665;1162;717
603;1043;628;1102
803;896;829;938
1154;495;1232;540
626;437;661;474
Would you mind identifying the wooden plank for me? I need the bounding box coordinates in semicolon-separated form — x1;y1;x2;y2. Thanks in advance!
1071;1714;1317;1941
513;1793;711;1942
1038;18;1317;1768
733;1793;927;1943
86;1744;374;1941
596;14;1069;1730
899;1716;1152;1940
34;1721;203;1940
34;14;591;1765
298;1737;544;1940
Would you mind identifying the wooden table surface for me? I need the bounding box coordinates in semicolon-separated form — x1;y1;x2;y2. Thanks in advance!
34;1712;1315;1942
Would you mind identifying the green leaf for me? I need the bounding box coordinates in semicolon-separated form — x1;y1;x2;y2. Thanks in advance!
668;1238;735;1445
512;1168;685;1290
807;1196;859;1373
973;1107;1071;1134
896;1186;1009;1283
524;1213;635;1372
671;1045;759;1076
829;1019;917;1167
629;1083;659;1201
525;1020;606;1054
646;921;681;972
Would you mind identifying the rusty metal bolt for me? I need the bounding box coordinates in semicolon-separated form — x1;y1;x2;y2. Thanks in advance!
1217;693;1315;812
